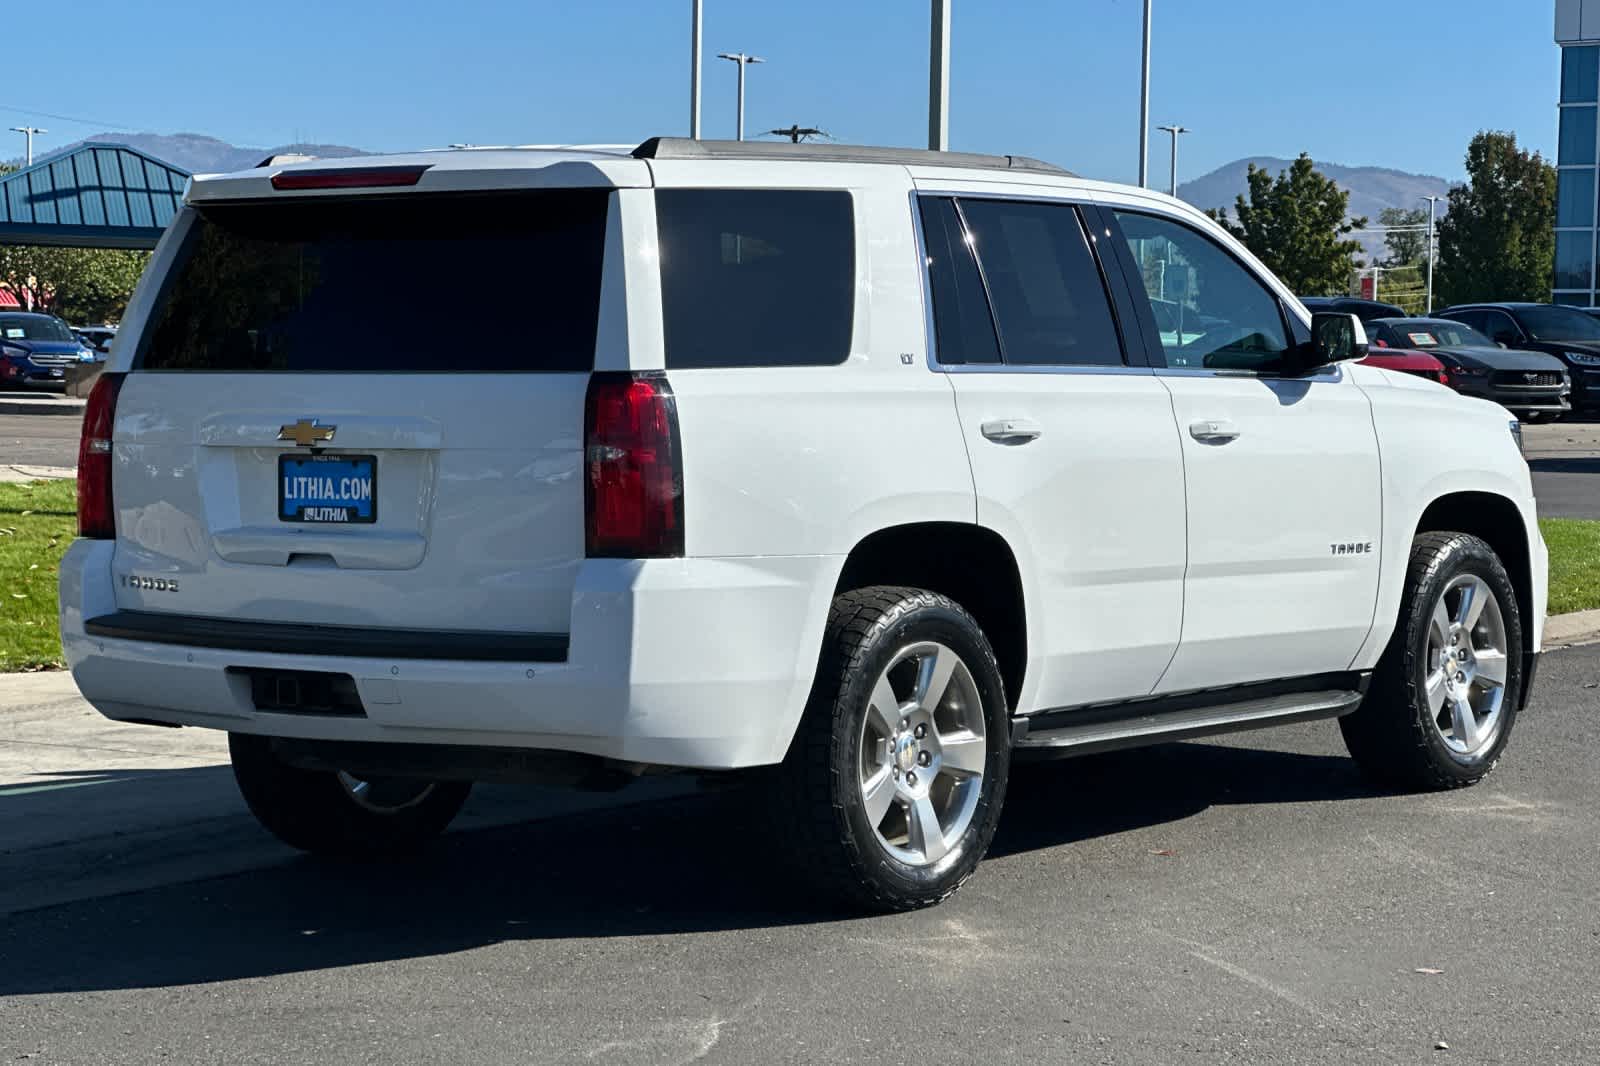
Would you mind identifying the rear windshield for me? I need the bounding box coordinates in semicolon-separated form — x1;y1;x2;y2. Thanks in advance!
0;314;76;342
656;189;854;369
138;191;608;372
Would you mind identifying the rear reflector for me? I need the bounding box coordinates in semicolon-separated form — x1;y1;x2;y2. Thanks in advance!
585;373;684;558
270;165;430;191
77;372;126;538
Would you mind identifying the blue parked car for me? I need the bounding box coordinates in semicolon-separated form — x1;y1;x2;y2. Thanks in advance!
0;312;96;390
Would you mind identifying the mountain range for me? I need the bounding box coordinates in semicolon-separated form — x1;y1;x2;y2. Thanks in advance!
10;135;1452;263
7;132;370;175
1179;156;1454;261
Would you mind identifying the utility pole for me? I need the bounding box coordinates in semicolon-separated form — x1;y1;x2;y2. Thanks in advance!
1157;124;1189;197
1422;194;1443;312
717;52;765;141
928;0;951;151
10;127;45;167
690;0;703;138
1138;0;1151;186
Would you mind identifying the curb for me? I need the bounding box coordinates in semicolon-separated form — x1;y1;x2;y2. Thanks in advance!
0;398;86;417
1546;607;1600;649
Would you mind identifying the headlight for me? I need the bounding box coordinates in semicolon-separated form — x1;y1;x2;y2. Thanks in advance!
1565;350;1600;366
1509;419;1523;456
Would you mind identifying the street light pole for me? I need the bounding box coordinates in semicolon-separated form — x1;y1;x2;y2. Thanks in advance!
1138;0;1151;187
928;0;951;151
1157;124;1189;197
690;0;703;139
717;52;765;141
1422;194;1443;312
9;127;45;167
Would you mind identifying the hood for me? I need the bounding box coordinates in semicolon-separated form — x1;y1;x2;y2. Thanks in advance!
0;339;84;356
1431;345;1567;372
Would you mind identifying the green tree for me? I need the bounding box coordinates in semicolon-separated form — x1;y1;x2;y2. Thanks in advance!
1434;131;1556;306
0;245;150;322
1378;206;1429;267
1207;154;1367;296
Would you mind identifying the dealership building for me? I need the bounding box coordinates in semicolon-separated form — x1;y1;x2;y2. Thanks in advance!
1556;0;1600;303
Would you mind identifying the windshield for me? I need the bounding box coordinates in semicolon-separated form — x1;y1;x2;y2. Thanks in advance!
1518;305;1600;341
0;314;76;343
1389;320;1494;348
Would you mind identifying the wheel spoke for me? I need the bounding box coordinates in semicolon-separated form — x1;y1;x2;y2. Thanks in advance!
1451;696;1480;749
1424;668;1449;711
868;676;902;736
861;767;899;828
909;794;949;863
1474;649;1508;687
1455;580;1487;632
1430;598;1453;646
915;647;957;715
939;731;987;777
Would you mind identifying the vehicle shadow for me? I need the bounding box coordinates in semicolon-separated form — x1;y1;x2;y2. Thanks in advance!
0;739;1376;996
1528;456;1600;474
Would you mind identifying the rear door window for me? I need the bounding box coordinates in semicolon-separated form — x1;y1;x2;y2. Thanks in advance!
656;189;854;369
917;197;1000;365
957;199;1125;367
138;191;609;372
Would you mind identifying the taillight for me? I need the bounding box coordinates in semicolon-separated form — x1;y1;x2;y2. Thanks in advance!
584;372;684;558
1436;370;1450;385
77;372;126;538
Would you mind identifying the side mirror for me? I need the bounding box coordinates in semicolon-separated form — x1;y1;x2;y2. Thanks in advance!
1299;312;1368;372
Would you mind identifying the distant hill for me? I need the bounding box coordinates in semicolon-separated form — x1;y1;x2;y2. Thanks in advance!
6;132;371;175
1179;156;1454;261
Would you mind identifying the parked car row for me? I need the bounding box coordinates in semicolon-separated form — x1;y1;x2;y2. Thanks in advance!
0;312;99;390
1300;296;1592;421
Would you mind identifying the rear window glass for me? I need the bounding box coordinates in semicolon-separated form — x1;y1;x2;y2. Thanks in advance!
138;191;608;372
656;189;854;369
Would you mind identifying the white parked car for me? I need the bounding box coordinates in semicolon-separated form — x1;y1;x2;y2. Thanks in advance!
60;139;1546;911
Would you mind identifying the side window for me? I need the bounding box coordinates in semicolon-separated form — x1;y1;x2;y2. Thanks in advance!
1449;310;1486;334
656;189;854;369
957;199;1125;367
1112;210;1291;372
1485;311;1520;343
917;197;1000;364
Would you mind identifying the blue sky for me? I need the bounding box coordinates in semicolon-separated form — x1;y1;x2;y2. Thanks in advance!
4;0;1560;184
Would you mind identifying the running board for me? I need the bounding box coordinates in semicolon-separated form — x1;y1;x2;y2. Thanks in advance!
1011;672;1370;758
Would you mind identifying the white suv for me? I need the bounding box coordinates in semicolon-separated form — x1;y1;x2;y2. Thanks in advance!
61;139;1547;911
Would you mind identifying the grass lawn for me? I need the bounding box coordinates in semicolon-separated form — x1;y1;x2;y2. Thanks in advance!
1540;518;1600;616
0;480;77;671
0;482;1597;673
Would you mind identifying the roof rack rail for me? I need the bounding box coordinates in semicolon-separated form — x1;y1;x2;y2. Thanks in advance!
631;137;1073;176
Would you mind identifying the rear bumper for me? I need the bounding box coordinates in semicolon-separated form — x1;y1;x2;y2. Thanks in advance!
60;540;840;770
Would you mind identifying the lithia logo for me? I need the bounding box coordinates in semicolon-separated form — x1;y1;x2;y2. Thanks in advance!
1330;542;1373;556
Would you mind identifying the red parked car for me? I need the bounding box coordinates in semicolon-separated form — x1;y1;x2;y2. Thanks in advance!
1360;339;1449;384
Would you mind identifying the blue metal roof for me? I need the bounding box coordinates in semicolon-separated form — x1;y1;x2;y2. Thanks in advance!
0;143;189;250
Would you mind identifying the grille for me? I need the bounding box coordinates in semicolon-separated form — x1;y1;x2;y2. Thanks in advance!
1491;370;1563;388
27;353;78;368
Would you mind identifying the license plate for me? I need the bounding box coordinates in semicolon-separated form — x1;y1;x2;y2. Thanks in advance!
278;454;376;524
49;369;63;378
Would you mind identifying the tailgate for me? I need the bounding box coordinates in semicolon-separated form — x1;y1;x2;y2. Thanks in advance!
107;190;610;639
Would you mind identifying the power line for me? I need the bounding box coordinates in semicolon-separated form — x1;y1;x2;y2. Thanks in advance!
0;103;138;131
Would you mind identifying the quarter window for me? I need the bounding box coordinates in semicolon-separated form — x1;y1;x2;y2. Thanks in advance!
656;189;854;369
1112;211;1291;372
957;199;1125;367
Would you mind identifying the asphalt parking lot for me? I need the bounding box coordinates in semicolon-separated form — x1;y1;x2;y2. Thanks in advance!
3;648;1600;1065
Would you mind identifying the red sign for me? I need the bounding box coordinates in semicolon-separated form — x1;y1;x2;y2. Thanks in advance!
1359;276;1376;300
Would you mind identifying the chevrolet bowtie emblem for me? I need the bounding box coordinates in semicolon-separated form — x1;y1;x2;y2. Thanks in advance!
278;419;337;447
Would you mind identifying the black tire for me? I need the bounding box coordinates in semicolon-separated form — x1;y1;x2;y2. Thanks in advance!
229;733;472;858
1340;532;1523;790
774;586;1011;912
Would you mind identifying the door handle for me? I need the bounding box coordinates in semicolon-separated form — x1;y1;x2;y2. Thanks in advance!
981;418;1043;444
1188;418;1241;443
